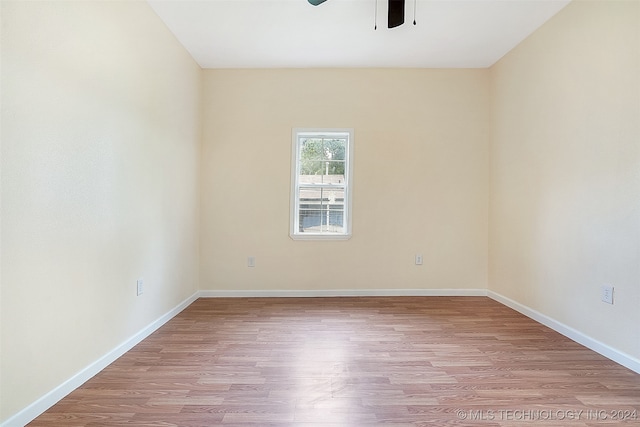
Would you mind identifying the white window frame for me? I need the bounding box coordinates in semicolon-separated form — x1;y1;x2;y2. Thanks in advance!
290;128;353;240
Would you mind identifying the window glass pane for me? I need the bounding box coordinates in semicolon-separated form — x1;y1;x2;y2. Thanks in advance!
299;139;346;184
322;138;346;161
299;160;327;178
326;160;345;176
299;161;346;185
298;187;345;234
300;138;346;171
300;138;323;161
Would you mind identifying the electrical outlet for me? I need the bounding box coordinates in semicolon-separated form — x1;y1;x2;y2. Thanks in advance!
415;254;423;265
601;285;613;304
248;256;255;268
136;278;144;296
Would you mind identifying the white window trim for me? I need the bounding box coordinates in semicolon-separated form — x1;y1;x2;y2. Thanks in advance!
290;128;354;241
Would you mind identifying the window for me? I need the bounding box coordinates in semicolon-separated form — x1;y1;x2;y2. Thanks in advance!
290;129;353;240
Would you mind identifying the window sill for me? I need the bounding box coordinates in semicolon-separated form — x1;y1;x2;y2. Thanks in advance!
290;233;352;241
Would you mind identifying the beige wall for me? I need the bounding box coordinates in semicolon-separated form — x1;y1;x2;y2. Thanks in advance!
489;0;640;359
201;69;490;292
0;1;201;421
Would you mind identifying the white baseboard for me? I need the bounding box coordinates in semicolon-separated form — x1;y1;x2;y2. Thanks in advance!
198;288;488;298
1;292;199;427
488;290;640;374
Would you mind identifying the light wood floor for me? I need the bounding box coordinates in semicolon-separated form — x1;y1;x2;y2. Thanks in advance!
29;297;639;426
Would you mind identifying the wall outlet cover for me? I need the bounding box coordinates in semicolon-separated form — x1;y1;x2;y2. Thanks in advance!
601;285;613;304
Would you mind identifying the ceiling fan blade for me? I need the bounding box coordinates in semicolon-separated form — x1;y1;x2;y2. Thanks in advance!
388;0;405;28
308;0;328;5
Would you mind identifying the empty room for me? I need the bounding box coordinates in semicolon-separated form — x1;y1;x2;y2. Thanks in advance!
1;0;639;425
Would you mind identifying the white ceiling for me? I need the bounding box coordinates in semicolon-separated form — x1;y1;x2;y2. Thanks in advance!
147;0;570;69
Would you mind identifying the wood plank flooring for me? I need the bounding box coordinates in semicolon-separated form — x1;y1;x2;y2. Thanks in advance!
28;297;640;426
